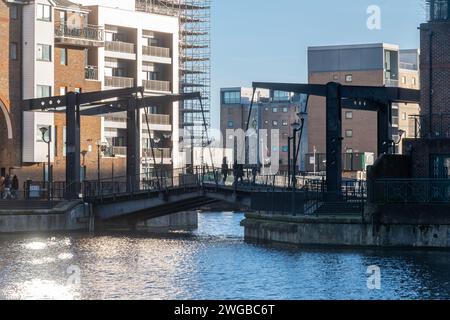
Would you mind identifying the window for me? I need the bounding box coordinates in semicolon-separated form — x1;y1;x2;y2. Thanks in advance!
345;130;353;138
10;5;18;19
345;111;353;119
273;90;290;101
333;74;339;81
272;120;278;127
227;121;234;128
412;77;417;86
282;146;289;153
74;88;82;93
345;74;353;83
36;85;51;98
346;148;353;154
272;108;278;113
282;120;288;126
37;4;52;22
264;120;269;125
60;48;67;65
282;107;289;113
402;76;407;84
402;112;407;121
59;87;67;96
432;0;449;21
37;44;52;61
223;91;240;104
10;43;17;60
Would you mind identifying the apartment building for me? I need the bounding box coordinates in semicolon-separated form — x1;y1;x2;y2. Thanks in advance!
0;0;181;184
308;43;421;156
220;87;307;171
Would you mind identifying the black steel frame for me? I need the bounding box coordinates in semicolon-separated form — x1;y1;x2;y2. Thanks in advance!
24;87;201;200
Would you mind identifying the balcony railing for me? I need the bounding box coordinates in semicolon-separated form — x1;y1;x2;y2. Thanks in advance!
143;79;171;92
85;66;98;80
142;45;171;58
105;76;134;88
385;79;399;87
105;41;136;54
142;114;171;125
142;148;172;159
55;23;104;42
408;114;450;139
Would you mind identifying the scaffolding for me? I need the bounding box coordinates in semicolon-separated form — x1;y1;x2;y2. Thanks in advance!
136;0;211;149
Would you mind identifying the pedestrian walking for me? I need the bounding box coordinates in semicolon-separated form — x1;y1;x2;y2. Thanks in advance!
0;175;5;199
221;157;228;185
12;175;19;199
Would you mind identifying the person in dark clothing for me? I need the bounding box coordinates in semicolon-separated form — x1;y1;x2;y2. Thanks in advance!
251;166;258;186
238;164;245;184
232;161;238;186
221;157;229;184
12;175;19;199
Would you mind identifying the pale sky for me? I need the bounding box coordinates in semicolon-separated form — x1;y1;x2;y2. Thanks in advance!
210;0;425;128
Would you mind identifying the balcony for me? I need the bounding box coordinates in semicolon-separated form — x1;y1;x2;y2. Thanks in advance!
385;79;399;87
85;66;99;80
105;41;136;54
142;114;171;125
105;76;134;88
55;23;104;47
142;45;172;64
142;45;170;58
142;148;172;159
143;79;171;92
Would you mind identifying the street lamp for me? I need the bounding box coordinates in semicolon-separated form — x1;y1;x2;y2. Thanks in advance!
291;112;307;189
81;150;88;182
96;141;108;185
393;129;406;154
40;126;52;201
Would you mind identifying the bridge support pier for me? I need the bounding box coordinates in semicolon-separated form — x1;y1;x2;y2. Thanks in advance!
127;98;141;193
65;92;81;200
325;82;343;201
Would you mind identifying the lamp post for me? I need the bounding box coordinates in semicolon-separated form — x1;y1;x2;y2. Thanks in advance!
40;126;51;201
81;150;88;182
291;112;307;189
392;129;406;154
96;141;108;186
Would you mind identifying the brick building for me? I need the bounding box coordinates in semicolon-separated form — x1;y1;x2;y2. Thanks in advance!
402;0;450;178
308;43;421;157
220;87;307;172
0;0;183;187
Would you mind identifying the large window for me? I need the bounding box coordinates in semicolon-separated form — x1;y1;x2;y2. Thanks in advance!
37;4;52;22
272;90;290;102
345;129;353;138
223;91;240;104
37;44;52;61
37;85;51;98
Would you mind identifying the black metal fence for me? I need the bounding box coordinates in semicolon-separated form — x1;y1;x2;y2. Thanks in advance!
408;114;450;139
371;179;450;204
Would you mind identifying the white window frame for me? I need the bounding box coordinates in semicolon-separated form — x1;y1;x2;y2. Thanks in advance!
37;4;52;22
37;44;52;62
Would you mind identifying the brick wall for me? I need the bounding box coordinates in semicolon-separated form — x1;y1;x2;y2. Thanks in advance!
308;70;383;154
420;22;450;116
0;2;22;172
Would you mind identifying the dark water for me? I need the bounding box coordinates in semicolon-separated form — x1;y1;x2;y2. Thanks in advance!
0;212;450;300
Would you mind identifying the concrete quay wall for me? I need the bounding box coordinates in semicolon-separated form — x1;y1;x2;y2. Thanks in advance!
242;213;450;248
0;201;89;233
